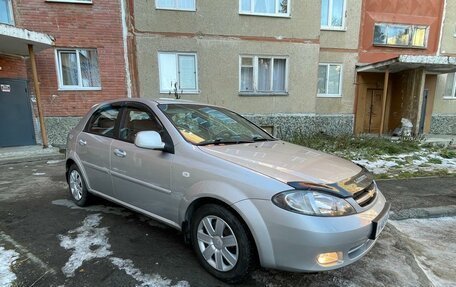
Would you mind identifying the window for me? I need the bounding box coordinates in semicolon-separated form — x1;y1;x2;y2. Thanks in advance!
86;105;121;138
444;73;456;99
240;56;288;94
120;107;163;143
56;49;101;90
240;0;290;17
321;0;345;30
156;0;195;10
317;63;342;97
373;23;428;48
158;52;198;93
0;0;14;25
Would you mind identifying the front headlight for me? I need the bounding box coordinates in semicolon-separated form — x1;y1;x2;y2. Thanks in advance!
272;190;356;217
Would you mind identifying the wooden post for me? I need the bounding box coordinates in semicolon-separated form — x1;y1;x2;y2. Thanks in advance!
28;44;48;148
379;68;389;136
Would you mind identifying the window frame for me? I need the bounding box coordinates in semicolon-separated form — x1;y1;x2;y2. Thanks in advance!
239;55;289;95
317;63;343;98
444;73;456;100
0;0;15;26
45;0;92;4
239;0;291;18
155;0;196;11
320;0;346;31
373;23;429;49
158;52;199;94
55;48;102;91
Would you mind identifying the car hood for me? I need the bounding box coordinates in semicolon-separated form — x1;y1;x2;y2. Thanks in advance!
199;140;363;185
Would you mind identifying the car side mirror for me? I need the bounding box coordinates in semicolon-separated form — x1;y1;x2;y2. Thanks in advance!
135;131;165;150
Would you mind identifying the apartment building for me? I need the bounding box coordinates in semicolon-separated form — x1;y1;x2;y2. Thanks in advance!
0;0;127;147
1;0;455;148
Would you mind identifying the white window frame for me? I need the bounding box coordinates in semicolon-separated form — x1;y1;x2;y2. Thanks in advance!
239;55;289;94
155;0;196;11
158;52;199;94
0;0;15;25
239;0;291;18
55;48;102;91
320;0;346;31
444;73;456;100
45;0;92;4
373;23;429;48
317;63;343;98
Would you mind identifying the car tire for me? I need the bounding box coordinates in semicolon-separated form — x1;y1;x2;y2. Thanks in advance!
68;164;92;207
190;204;255;283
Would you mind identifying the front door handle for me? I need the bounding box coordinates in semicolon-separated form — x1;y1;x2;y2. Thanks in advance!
114;149;127;158
78;139;87;146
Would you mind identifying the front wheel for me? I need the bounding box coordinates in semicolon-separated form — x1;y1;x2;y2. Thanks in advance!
190;204;255;283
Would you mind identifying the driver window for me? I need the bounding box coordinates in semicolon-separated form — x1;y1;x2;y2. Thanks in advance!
120;107;163;143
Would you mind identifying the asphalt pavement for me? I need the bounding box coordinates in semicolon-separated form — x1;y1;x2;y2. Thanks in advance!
0;160;455;287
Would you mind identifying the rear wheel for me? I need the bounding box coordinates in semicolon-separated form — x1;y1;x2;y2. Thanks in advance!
68;164;92;206
190;204;255;283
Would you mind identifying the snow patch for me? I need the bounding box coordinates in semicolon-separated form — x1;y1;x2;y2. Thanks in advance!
0;246;19;287
391;217;456;286
58;213;112;277
52;199;131;217
47;160;64;164
32;172;46;176
110;257;189;287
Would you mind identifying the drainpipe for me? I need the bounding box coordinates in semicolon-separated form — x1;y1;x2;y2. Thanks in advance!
120;0;132;98
379;68;389;136
28;44;48;148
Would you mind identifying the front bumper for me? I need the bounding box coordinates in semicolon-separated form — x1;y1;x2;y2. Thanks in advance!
233;191;388;272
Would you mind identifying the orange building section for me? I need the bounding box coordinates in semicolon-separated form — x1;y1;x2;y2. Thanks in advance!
359;0;445;63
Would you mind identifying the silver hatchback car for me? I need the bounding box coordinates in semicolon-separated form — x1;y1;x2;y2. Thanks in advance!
65;98;390;283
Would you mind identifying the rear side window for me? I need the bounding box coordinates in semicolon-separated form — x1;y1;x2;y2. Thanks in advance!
119;107;163;143
86;105;121;138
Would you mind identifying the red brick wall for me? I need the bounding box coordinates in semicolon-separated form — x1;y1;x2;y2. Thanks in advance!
0;56;27;79
359;0;444;63
12;0;127;116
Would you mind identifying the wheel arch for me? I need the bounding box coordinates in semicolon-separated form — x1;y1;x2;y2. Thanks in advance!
182;197;260;265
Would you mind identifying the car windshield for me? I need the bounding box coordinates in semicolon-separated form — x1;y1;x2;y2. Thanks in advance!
158;103;276;145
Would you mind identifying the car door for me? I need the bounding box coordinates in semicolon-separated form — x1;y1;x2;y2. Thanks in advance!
110;103;177;221
76;103;122;197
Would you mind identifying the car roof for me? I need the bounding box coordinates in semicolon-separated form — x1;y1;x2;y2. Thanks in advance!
91;97;201;109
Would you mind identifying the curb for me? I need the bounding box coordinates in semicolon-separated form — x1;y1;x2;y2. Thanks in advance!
390;205;456;220
0;154;65;165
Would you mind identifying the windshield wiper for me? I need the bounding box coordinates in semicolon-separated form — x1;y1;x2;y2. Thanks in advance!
251;136;277;142
197;138;254;146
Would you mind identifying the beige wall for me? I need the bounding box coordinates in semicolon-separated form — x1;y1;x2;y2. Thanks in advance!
134;0;320;40
433;74;456;113
440;0;456;54
320;0;362;49
136;36;320;114
316;51;358;114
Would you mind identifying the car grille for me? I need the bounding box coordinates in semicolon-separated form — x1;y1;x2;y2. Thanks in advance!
353;182;377;207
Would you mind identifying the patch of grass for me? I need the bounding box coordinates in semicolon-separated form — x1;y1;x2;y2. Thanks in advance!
439;149;456;159
291;133;421;160
427;158;443;164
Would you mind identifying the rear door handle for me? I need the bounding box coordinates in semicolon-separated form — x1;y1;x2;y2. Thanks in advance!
114;149;127;158
78;139;87;146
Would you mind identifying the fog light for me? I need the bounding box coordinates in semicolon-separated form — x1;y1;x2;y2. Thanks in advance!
317;252;343;267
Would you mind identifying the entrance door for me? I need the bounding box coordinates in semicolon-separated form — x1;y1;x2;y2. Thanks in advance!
363;89;383;133
0;79;36;147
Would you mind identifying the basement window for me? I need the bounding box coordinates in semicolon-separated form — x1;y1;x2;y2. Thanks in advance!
56;49;101;91
0;0;14;25
373;23;428;48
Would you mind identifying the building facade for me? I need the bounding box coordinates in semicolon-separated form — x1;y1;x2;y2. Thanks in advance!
0;0;128;147
1;0;455;148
